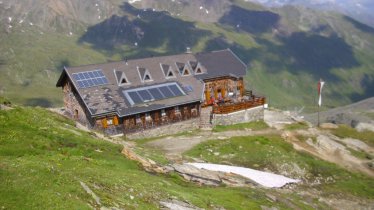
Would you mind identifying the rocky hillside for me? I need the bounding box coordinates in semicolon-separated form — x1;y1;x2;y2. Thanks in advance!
0;0;374;111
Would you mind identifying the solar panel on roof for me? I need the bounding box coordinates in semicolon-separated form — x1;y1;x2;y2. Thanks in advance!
72;74;80;80
184;85;193;92
83;72;90;79
77;81;84;88
128;92;143;104
159;86;174;97
87;79;94;86
95;77;103;85
97;70;104;77
92;71;100;77
148;88;164;100
72;69;108;89
123;82;186;105
88;71;95;78
138;90;153;101
82;80;89;87
102;77;109;84
169;84;183;96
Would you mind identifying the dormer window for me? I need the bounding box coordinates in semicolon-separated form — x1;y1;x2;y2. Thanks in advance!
138;67;153;83
189;61;203;75
144;74;151;81
182;68;191;76
121;78;128;84
161;63;175;79
176;62;191;77
114;69;130;86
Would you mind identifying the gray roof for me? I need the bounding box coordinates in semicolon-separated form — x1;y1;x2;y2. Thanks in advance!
56;49;247;117
195;49;247;79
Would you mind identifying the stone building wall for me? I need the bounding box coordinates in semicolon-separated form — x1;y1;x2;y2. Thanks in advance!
63;81;93;126
212;106;264;126
125;118;200;139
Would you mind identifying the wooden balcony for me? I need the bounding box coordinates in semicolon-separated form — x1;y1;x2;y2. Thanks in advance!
212;96;265;114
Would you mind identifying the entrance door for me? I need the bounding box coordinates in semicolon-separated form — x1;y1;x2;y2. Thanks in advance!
74;109;78;119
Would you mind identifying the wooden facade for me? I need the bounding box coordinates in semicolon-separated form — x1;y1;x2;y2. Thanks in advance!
203;76;244;106
212;96;266;114
122;102;200;133
94;102;201;135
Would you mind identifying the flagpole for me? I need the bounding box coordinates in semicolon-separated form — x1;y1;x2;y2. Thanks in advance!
317;78;325;128
318;104;320;127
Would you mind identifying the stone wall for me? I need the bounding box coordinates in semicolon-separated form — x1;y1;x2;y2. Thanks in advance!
125;118;200;139
63;81;93;127
212;106;264;126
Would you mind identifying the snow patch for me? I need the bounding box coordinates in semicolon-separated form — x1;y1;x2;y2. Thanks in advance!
187;163;300;188
128;0;142;4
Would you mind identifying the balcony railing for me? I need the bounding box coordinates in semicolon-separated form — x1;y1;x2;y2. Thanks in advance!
212;96;265;114
124;111;199;134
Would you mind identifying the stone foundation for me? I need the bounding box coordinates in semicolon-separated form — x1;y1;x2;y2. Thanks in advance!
126;118;200;139
212;106;264;126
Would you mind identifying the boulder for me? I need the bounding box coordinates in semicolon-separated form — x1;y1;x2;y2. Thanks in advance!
171;164;222;186
160;199;203;210
342;138;373;154
355;122;374;132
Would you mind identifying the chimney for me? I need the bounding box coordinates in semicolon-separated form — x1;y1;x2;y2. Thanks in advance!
186;47;191;54
124;57;128;65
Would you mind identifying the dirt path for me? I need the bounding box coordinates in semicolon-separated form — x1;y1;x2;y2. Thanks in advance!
146;109;294;161
146;129;279;161
146;109;374;177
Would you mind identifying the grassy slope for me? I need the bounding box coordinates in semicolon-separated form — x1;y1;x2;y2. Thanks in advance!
0;107;295;209
212;120;269;132
329;125;374;147
184;135;374;199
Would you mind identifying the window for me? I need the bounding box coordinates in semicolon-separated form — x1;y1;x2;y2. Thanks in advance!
175;106;180;112
136;114;142;123
195;68;202;74
161;109;166;116
138;67;153;83
145;112;151;120
161;64;175;79
121;78;128;84
144;74;151;81
115;70;130;86
182;68;190;76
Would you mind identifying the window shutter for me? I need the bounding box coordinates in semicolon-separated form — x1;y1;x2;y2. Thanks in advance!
113;116;119;125
102;118;108;128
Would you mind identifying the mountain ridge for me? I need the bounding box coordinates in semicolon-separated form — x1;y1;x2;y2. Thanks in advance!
0;0;373;111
